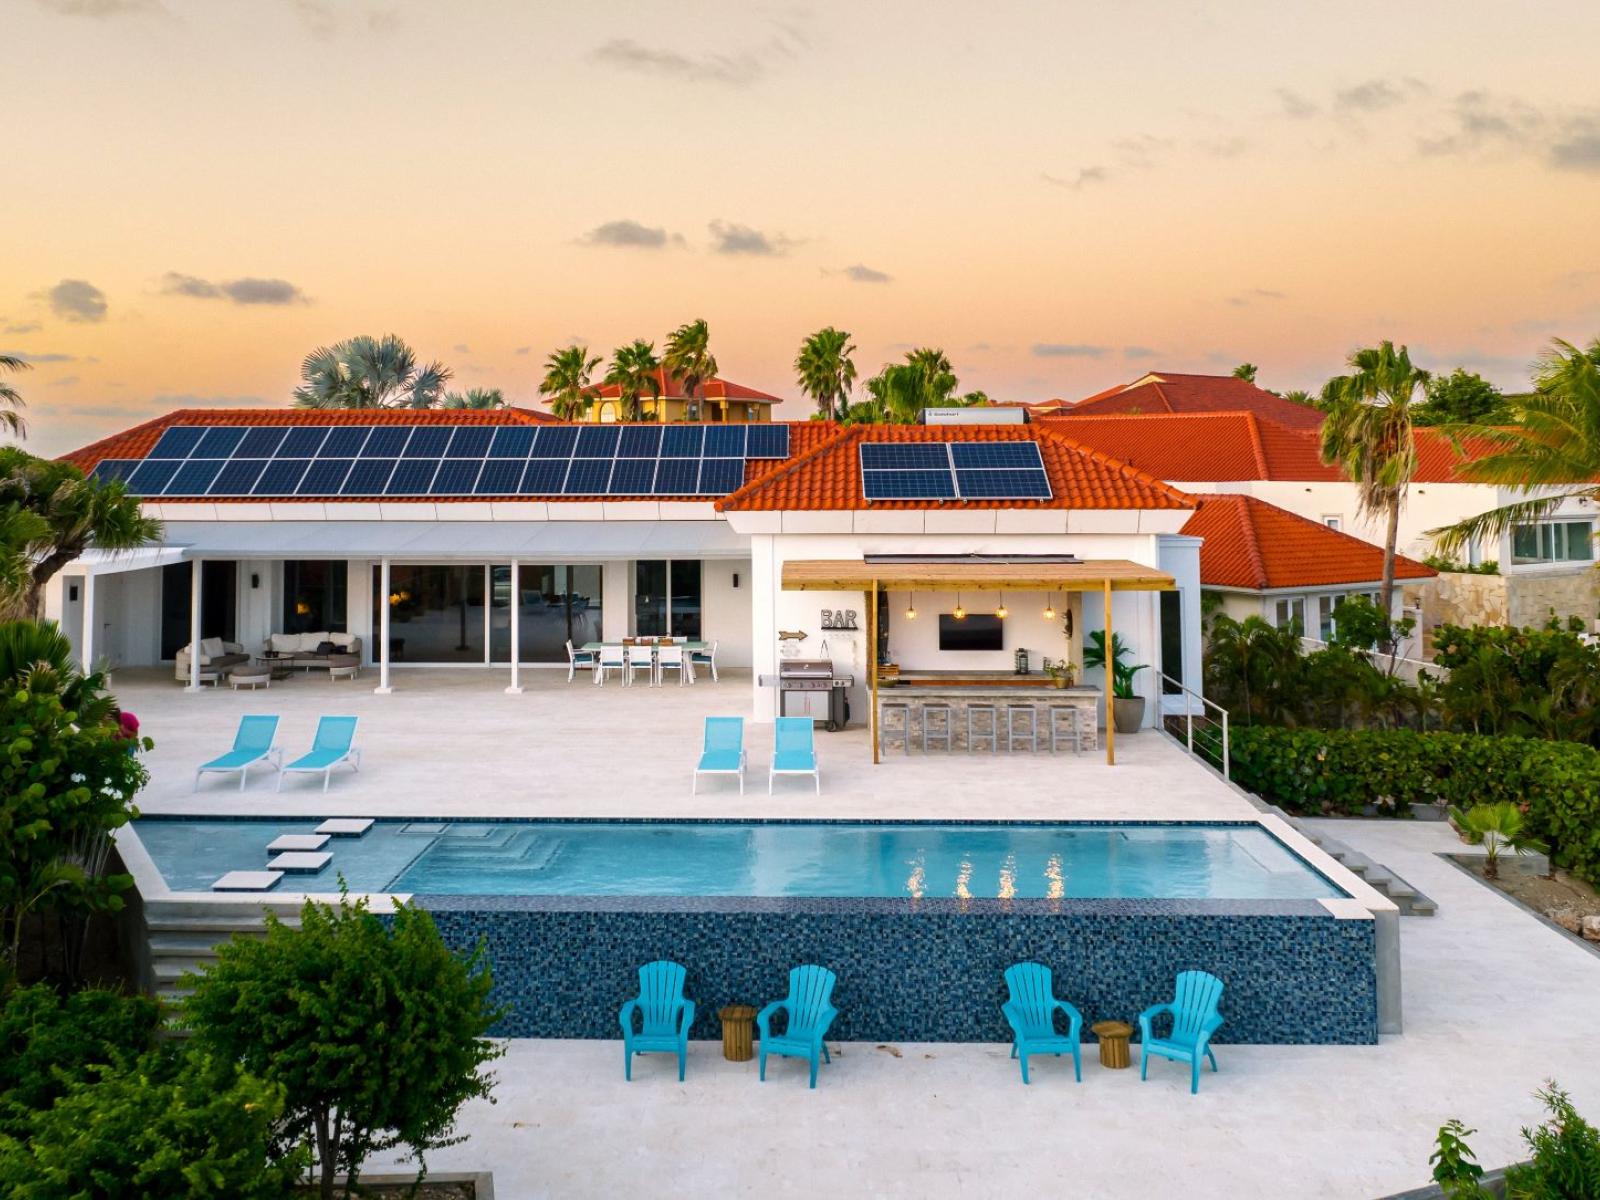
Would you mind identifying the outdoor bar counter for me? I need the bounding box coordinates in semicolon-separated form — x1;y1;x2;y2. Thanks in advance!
875;672;1101;751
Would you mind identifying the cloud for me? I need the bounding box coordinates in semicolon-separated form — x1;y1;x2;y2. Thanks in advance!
1227;288;1287;307
836;263;891;284
1334;78;1427;113
0;351;74;363
43;279;107;323
32;0;162;15
589;23;805;88
1416;91;1600;174
577;219;683;249
1041;166;1109;190
289;0;398;38
1122;346;1161;360
1201;136;1250;158
1550;118;1600;173
707;220;796;256
514;346;532;355
452;343;471;354
46;375;80;388
1276;89;1318;119
1032;343;1110;359
160;272;308;305
2;322;41;335
968;342;993;353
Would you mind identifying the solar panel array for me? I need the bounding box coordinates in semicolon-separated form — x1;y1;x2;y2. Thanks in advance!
89;422;791;498
858;441;1052;501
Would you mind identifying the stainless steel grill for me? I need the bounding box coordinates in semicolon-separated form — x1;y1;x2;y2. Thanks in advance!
764;659;854;730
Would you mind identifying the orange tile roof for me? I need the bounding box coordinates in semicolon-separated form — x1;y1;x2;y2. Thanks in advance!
1182;494;1437;591
586;368;782;404
1048;372;1327;431
717;423;1194;512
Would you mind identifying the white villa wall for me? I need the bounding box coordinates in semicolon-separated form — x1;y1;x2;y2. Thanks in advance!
700;557;753;670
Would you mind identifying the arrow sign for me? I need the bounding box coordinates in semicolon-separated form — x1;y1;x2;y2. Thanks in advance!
778;630;809;641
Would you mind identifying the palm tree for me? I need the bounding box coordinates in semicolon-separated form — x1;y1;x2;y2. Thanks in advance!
794;327;857;420
0;448;163;618
862;348;959;424
293;334;451;409
439;388;505;410
0;354;29;438
1319;341;1431;625
1431;337;1600;557
662;319;717;418
1232;362;1259;384
538;346;602;421
604;340;661;421
1447;801;1544;879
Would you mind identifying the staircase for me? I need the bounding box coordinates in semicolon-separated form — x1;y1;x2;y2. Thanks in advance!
1269;810;1437;917
140;896;305;1012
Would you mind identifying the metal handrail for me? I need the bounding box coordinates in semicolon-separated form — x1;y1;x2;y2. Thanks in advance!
1158;671;1230;780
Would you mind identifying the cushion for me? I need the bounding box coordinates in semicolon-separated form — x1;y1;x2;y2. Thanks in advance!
298;632;328;652
315;640;338;656
200;637;224;658
329;632;356;649
269;633;298;653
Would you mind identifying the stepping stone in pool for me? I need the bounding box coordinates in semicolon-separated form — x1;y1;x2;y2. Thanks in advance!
267;833;330;853
315;818;374;838
266;851;333;873
212;871;283;892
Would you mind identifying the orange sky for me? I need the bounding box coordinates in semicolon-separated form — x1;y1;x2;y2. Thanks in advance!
6;0;1600;455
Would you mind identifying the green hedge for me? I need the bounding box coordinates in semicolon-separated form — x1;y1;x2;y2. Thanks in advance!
1231;727;1600;883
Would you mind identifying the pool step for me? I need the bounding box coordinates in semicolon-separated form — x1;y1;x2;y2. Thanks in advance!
140;898;303;1019
1272;812;1437;917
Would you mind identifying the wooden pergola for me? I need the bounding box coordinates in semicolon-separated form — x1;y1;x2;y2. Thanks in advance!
781;556;1177;766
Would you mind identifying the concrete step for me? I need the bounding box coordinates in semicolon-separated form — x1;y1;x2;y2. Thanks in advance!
148;931;254;958
145;913;291;934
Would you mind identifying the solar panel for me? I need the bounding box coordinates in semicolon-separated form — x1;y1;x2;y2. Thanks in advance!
147;427;206;458
339;459;396;495
402;427;450;457
697;458;745;494
745;424;789;458
660;425;703;457
362;427;411;457
950;443;1045;470
165;459;225;495
861;469;957;500
574;425;620;458
320;427;371;457
703;425;746;458
519;458;569;493
955;468;1052;499
431;459;482;493
90;459;140;483
209;459;268;494
488;427;535;458
473;459;523;494
652;458;700;494
618;425;662;458
278;428;328;458
128;459;181;493
444;427;493;458
192;428;247;458
385;459;439;495
297;458;354;495
529;425;577;458
607;458;656;494
562;458;613;494
235;427;288;458
253;458;311;495
860;443;949;470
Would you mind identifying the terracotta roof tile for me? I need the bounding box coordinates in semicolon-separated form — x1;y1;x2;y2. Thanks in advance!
586;368;782;404
1183;495;1437;591
717;423;1194;512
1046;372;1327;430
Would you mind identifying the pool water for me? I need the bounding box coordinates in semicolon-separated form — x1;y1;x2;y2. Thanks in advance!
134;820;1343;901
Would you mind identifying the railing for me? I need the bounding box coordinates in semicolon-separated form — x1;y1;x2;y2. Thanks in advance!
1296;637;1450;685
1158;672;1230;780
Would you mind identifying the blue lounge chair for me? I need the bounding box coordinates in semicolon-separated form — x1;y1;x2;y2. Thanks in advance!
1001;962;1083;1084
768;717;819;794
1139;970;1225;1094
619;960;695;1082
692;716;746;794
757;964;838;1088
276;716;361;793
193;714;281;792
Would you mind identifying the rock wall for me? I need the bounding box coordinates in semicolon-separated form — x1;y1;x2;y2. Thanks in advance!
1421;571;1508;633
1506;567;1600;629
1421;567;1600;633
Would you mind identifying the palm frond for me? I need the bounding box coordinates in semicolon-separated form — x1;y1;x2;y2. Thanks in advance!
1427;490;1596;557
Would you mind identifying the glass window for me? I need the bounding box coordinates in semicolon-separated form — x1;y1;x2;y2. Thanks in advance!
1159;590;1183;693
283;561;347;634
1318;595;1337;642
1511;520;1595;564
634;559;702;638
1273;597;1306;632
372;565;484;662
1322;515;1343;531
670;560;702;638
635;560;668;636
488;564;604;662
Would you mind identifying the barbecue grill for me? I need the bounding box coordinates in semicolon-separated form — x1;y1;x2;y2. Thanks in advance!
760;659;854;730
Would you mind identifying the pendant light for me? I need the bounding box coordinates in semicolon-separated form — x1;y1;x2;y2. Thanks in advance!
905;591;917;619
953;592;965;620
995;591;1007;619
1043;592;1056;620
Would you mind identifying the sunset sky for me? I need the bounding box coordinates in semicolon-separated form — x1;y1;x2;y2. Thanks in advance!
6;0;1600;455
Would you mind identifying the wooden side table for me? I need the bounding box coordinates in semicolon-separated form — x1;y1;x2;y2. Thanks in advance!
1092;1020;1134;1069
718;1004;757;1062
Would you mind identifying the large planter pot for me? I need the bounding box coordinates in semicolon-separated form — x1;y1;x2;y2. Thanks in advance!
1112;696;1145;734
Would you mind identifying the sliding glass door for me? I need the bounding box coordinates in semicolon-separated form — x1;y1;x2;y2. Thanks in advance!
371;565;485;663
634;559;702;639
489;564;604;662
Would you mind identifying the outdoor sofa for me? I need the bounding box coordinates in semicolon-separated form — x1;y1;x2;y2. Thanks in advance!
174;637;249;682
264;631;362;670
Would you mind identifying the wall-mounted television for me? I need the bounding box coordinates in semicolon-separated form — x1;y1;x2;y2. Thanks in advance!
939;613;1003;651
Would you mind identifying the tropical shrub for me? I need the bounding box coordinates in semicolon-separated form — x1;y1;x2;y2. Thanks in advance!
1432;620;1600;743
1229;727;1600;882
1448;802;1545;879
185;891;503;1200
1428;1082;1600;1200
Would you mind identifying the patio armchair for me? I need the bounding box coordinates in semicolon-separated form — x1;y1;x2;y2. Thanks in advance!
1001;962;1083;1084
193;714;281;791
276;715;361;793
566;639;596;683
757;965;838;1088
692;716;745;794
174;637;248;682
690;640;719;682
619;960;695;1082
1138;970;1225;1094
593;643;626;685
769;717;820;794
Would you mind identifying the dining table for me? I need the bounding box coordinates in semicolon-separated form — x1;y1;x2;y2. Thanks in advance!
580;640;709;686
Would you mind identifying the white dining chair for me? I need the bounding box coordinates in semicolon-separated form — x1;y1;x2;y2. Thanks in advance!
690;640;718;682
594;643;626;685
657;644;692;686
625;643;656;687
566;639;597;683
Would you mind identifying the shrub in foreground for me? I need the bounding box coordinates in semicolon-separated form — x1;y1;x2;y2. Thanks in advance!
1429;1082;1600;1199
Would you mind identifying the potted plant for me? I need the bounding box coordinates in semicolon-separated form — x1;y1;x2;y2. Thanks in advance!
1044;659;1077;689
1083;630;1148;734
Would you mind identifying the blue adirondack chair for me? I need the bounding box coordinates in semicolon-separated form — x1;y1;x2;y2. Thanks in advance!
1138;970;1225;1094
1001;962;1083;1084
768;717;820;794
757;965;838;1088
618;960;695;1082
276;716;361;792
194;714;281;792
692;717;746;794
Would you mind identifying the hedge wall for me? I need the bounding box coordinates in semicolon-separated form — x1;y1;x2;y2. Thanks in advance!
1230;727;1600;884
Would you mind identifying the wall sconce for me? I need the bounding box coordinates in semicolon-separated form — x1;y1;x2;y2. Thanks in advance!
995;591;1007;619
251;573;260;589
68;583;79;603
732;572;740;588
905;591;917;619
953;592;965;620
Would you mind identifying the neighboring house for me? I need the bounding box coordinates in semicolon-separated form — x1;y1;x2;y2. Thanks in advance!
1036;371;1327;430
582;369;782;424
1180;495;1436;652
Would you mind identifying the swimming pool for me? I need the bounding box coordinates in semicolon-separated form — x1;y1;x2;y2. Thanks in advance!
133;818;1344;901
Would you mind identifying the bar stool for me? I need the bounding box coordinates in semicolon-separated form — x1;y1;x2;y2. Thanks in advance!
966;703;999;754
880;701;914;754
922;702;955;752
1006;704;1038;752
1049;705;1085;755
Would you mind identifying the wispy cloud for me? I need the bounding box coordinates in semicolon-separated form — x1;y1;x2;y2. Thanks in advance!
514;346;532;356
1112;134;1173;169
42;279;107;323
707;220;797;256
1122;346;1161;360
161;272;309;305
32;0;163;16
452;343;471;354
590;23;806;89
47;375;80;388
0;351;75;363
2;322;41;335
833;263;891;284
1041;166;1109;190
1334;78;1428;113
1201;136;1250;158
1550;117;1600;172
1276;88;1318;120
289;0;398;38
1416;91;1600;174
577;219;684;250
1227;288;1287;307
1032;343;1110;359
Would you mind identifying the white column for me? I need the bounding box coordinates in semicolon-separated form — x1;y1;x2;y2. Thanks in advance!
375;558;393;694
186;559;203;692
79;572;96;673
505;558;522;694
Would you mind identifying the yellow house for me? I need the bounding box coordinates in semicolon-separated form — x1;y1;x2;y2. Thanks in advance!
581;368;782;423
